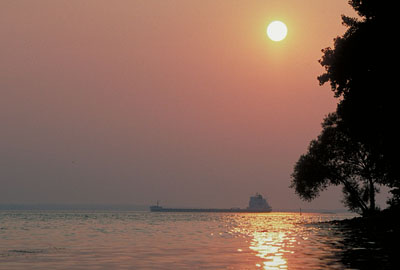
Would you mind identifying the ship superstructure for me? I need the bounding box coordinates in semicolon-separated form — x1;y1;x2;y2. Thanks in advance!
247;193;271;211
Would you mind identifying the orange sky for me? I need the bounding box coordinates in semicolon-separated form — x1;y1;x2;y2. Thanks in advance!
2;1;385;210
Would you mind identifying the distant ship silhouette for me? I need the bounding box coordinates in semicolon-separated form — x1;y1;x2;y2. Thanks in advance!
150;193;272;213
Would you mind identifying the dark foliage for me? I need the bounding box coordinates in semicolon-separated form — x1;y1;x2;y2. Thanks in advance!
291;114;382;215
292;0;400;211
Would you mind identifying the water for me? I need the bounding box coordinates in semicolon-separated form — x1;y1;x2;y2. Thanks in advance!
0;211;377;269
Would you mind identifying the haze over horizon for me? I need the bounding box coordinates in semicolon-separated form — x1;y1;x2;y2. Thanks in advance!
0;0;388;210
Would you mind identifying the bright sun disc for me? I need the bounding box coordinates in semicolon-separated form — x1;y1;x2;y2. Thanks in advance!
267;21;287;42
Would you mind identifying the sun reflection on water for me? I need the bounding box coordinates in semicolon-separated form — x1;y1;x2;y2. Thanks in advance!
228;213;344;270
250;231;288;269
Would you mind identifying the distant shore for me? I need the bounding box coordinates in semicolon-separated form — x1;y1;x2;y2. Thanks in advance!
0;204;351;213
0;204;149;211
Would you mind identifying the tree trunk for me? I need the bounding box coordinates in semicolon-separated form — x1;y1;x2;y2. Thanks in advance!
341;179;369;214
369;178;375;212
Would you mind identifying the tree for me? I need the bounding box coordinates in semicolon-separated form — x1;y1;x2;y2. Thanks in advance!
290;114;383;215
317;0;399;206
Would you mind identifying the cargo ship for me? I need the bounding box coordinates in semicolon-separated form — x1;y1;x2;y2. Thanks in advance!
149;193;272;213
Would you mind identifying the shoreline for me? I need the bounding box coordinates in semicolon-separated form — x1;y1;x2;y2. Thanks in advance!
328;209;400;269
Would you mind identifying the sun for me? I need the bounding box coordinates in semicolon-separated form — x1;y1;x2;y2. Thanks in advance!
267;21;288;42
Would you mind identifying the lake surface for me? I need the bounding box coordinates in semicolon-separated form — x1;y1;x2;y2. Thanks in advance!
0;211;378;269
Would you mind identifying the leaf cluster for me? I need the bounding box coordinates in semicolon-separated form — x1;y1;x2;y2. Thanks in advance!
290;114;381;214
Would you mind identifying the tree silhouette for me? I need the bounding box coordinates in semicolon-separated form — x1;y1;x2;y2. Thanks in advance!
291;114;383;215
306;0;399;208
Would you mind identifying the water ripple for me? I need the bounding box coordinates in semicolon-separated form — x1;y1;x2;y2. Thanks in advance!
0;211;369;269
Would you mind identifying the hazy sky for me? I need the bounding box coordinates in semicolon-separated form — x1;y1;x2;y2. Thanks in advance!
0;1;385;209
